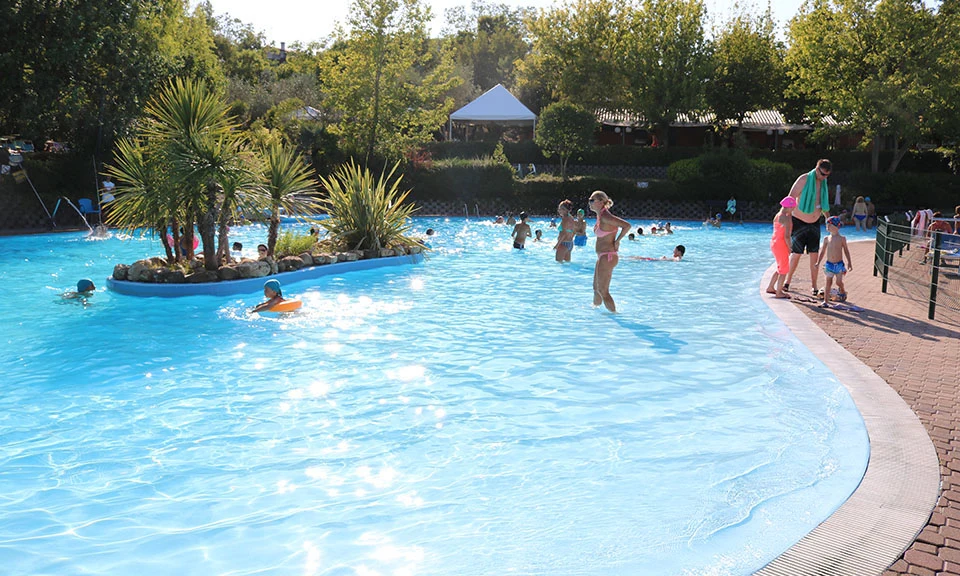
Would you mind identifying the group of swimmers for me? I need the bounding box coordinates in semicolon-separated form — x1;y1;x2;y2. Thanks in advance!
502;193;685;313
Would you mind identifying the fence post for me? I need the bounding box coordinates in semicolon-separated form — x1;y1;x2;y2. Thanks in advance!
874;220;885;277
881;222;892;293
929;231;943;320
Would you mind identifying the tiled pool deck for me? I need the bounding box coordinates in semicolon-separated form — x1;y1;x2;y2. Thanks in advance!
762;240;960;575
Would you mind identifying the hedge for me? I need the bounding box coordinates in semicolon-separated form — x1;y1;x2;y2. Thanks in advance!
425;141;953;173
667;151;794;202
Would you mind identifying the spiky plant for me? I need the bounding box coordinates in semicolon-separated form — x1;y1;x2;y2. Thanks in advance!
104;137;182;262
261;142;321;257
318;160;424;251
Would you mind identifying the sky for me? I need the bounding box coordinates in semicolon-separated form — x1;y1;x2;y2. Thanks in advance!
202;0;808;47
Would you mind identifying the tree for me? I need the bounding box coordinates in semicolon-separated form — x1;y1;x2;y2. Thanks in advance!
706;9;785;140
621;0;710;147
261;143;320;257
443;2;531;93
786;0;938;173
107;79;317;272
517;0;627;113
321;0;459;164
535;102;597;179
0;0;223;157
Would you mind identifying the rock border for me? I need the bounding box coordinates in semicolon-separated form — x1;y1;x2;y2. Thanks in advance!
106;253;424;297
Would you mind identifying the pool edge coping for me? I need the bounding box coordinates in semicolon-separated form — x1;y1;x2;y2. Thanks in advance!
755;263;940;575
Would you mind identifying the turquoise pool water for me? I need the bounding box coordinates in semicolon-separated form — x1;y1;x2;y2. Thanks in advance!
0;218;871;575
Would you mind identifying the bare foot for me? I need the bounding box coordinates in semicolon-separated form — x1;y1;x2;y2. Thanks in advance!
766;289;777;294
774;292;791;299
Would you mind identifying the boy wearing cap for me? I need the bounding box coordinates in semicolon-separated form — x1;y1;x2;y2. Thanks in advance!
816;216;853;307
63;279;96;300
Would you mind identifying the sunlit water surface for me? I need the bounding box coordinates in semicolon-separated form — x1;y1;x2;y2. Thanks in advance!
0;218;872;575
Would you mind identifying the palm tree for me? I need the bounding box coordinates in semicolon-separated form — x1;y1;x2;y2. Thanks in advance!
104;137;181;262
143;78;245;271
261;142;320;257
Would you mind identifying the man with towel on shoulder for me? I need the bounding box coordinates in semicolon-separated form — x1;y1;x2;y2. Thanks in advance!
784;159;832;295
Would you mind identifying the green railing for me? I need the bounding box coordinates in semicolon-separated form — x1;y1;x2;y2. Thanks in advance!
875;219;960;320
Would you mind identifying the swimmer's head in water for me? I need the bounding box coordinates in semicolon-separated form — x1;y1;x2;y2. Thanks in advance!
535;229;542;237
519;212;528;221
77;278;95;292
264;279;282;297
674;245;686;258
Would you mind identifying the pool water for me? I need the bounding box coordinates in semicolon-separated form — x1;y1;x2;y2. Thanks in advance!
0;218;871;575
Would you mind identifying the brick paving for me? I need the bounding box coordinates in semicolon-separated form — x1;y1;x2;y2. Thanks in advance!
783;240;960;575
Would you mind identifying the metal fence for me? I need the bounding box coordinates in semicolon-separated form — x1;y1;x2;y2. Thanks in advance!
874;219;960;320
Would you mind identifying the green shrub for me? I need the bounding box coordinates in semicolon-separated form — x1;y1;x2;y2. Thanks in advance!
274;230;317;257
667;151;794;202
841;171;960;211
406;158;517;202
318;161;424;251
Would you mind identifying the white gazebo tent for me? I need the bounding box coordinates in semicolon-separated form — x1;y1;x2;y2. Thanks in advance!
448;84;537;140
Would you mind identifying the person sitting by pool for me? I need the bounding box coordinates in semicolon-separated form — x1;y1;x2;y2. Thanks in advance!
251;279;293;313
534;229;544;242
309;227;319;238
257;244;268;258
63;278;96;299
231;242;243;262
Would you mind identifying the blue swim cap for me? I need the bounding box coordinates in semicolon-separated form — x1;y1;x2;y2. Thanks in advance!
77;279;95;292
264;279;282;296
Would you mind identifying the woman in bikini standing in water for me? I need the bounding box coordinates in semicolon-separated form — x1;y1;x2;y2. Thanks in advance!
554;199;577;262
589;190;631;312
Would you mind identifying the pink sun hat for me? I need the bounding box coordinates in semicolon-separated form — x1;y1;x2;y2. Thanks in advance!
780;196;797;208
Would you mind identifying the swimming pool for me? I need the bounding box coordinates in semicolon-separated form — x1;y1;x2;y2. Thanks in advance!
0;219;871;575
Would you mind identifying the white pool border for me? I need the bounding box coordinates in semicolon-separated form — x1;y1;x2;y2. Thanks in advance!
755;264;940;575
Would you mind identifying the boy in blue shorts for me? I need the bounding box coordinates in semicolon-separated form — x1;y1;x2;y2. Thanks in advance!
816;216;853;307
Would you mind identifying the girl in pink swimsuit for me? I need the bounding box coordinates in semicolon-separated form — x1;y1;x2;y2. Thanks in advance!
767;195;796;298
589;190;631;312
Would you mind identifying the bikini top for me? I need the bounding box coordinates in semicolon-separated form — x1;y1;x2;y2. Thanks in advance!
594;210;616;238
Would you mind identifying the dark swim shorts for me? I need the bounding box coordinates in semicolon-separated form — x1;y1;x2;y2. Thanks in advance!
791;216;821;254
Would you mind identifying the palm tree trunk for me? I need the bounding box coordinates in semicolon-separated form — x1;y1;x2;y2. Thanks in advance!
172;220;183;262
268;213;280;257
200;181;220;271
217;197;233;264
159;222;174;263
